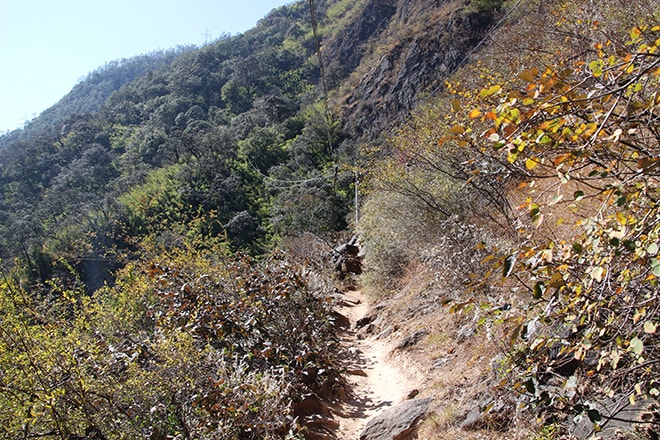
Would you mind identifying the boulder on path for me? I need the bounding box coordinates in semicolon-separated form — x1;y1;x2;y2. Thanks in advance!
359;397;433;440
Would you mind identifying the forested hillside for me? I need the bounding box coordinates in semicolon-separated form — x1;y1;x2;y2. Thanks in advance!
0;0;658;438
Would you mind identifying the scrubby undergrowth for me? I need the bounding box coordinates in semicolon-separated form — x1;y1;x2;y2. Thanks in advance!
359;0;660;437
0;245;339;439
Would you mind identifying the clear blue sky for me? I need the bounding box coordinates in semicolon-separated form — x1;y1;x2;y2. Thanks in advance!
0;0;292;133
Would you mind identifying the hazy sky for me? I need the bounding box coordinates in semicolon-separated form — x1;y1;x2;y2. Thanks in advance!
0;0;292;133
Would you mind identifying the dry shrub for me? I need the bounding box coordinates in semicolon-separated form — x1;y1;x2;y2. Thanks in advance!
0;245;339;439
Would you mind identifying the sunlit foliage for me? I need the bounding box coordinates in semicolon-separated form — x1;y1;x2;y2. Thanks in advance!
0;246;337;439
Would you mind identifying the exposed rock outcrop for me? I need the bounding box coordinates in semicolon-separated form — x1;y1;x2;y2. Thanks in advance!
328;0;498;136
324;0;398;82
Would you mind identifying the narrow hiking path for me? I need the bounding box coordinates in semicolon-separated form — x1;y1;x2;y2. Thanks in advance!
331;288;420;439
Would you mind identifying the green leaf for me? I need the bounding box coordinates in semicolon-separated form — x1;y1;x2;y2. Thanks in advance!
549;194;563;205
647;242;659;256
574;190;585;201
502;254;516;278
589;60;604;77
532;281;546;299
587;408;602;423
524;377;536;395
529;203;540;219
651;258;660;277
623;240;636;252
644;321;657;334
629;336;644;355
536;134;553;145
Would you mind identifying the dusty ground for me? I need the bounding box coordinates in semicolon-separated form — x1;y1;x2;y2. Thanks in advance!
324;272;526;440
332;288;421;439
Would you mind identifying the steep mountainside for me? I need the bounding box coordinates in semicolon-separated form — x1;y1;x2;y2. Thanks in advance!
2;0;659;438
330;0;497;134
357;0;660;438
0;0;501;284
3;0;624;439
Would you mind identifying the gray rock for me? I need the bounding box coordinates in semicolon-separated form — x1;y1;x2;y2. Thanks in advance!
460;399;507;431
359;397;433;440
431;355;455;369
356;313;377;329
460;406;483;430
455;323;475;342
395;330;429;350
374;325;395;340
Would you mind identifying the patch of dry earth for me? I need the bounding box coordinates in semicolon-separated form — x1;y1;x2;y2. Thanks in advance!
332;289;421;439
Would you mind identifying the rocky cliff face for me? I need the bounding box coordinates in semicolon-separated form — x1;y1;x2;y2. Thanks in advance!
324;0;398;82
324;0;497;136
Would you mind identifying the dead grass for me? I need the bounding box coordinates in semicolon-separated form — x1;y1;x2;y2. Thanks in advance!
358;253;535;439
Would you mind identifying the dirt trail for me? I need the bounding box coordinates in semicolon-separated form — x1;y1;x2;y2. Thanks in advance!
332;289;420;439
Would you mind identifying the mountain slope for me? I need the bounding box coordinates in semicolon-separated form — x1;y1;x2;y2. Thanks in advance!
0;0;502;284
0;0;589;439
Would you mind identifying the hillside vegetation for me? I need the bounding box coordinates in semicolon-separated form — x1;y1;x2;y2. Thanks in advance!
361;0;660;437
0;0;658;438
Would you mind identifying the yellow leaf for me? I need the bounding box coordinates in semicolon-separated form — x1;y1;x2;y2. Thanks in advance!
469;108;482;119
616;212;628;225
631;26;642;42
525;157;539;170
519;69;538;83
449;125;465;135
547;272;565;288
479;84;502;97
451;98;461;112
